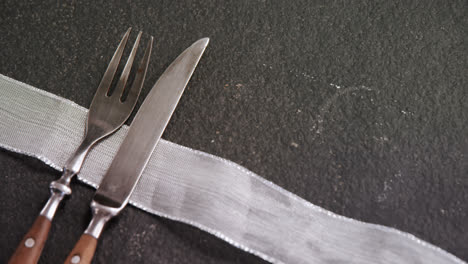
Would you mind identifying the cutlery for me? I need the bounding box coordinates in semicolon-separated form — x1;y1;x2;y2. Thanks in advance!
9;28;153;264
64;37;209;264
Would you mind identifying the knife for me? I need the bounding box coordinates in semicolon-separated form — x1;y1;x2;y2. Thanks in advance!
63;37;209;264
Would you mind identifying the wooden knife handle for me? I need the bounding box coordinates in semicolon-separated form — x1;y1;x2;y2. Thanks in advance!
8;215;51;264
64;234;98;264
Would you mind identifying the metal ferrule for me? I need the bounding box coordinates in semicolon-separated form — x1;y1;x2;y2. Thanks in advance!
39;169;74;220
49;169;74;195
39;137;95;220
84;201;120;239
40;191;65;220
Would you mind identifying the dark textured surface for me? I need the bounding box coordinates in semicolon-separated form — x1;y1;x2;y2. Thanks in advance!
1;1;467;263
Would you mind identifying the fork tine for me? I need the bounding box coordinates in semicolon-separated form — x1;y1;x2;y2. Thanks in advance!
115;31;143;99
95;27;132;97
124;36;153;104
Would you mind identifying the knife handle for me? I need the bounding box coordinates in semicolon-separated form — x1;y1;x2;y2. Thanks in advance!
64;201;115;264
8;215;52;264
64;234;98;264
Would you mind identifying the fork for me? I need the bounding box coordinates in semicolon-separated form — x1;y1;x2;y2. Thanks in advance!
9;28;153;264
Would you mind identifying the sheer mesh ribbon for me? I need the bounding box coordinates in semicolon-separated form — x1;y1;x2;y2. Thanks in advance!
0;74;464;264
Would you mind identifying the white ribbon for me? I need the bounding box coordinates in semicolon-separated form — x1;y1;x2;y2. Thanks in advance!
0;74;464;264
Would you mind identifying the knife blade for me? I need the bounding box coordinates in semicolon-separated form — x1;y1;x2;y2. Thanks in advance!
64;37;209;264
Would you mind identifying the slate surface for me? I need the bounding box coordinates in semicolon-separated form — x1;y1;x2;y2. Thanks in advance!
0;0;467;263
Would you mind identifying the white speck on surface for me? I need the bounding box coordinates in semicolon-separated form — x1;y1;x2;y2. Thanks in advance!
301;72;315;80
261;63;315;80
290;142;299;148
330;83;342;89
377;181;392;202
313;85;374;138
373;136;389;142
377;193;387;203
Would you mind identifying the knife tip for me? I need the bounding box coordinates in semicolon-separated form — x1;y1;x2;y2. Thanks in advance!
195;37;210;48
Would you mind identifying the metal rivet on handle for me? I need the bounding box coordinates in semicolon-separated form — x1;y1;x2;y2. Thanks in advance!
71;255;81;264
24;238;35;248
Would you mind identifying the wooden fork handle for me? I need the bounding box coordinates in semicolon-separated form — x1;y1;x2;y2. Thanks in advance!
64;234;98;264
8;215;51;264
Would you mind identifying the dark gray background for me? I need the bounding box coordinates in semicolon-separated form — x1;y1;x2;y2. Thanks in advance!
1;0;467;263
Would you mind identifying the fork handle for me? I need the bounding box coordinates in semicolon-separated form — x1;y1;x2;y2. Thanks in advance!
8;215;52;264
9;170;72;264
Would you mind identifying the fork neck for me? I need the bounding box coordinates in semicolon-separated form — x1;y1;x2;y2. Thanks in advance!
64;135;97;175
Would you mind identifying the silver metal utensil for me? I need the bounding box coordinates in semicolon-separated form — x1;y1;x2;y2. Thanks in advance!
9;28;153;264
63;37;209;264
